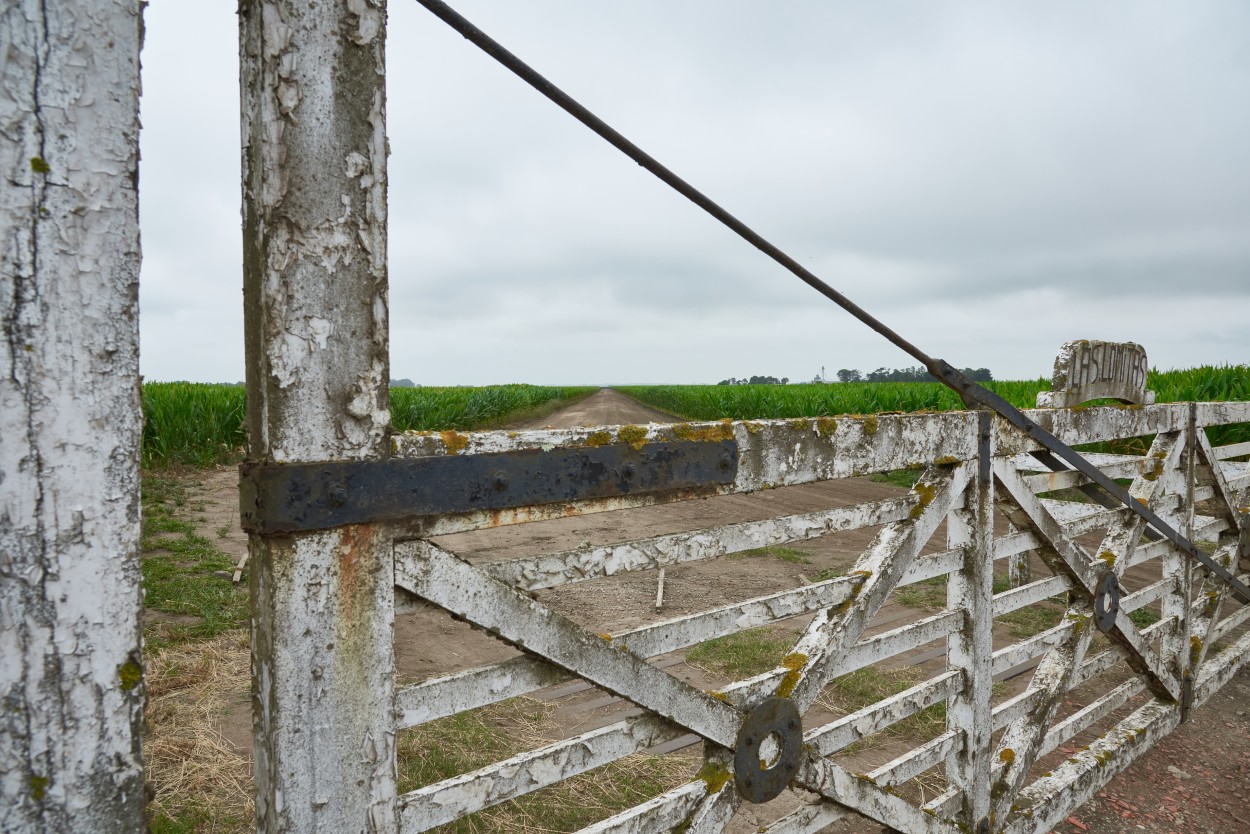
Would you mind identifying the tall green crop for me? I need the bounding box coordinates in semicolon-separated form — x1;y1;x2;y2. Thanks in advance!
142;383;247;469
388;385;596;432
620;365;1250;446
142;383;595;469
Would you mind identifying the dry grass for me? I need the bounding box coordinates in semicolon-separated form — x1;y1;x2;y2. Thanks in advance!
145;629;252;833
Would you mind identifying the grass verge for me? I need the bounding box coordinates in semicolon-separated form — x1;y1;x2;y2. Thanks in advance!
685;626;797;679
397;699;693;832
141;473;248;650
728;545;812;564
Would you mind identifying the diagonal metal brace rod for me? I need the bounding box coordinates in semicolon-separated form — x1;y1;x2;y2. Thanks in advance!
415;0;1250;605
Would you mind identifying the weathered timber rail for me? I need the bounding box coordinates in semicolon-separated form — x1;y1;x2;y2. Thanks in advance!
241;401;1250;833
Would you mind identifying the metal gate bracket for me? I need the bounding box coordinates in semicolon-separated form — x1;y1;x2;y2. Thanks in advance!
733;697;802;803
1094;572;1122;633
240;439;738;535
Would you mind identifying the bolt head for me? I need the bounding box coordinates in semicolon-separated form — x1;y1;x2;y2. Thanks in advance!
329;484;347;507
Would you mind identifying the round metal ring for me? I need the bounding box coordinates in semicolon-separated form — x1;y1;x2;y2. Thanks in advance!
1094;571;1121;633
733;697;802;803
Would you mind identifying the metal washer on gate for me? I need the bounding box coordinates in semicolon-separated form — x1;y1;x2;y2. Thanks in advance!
1094;571;1121;633
733;697;803;803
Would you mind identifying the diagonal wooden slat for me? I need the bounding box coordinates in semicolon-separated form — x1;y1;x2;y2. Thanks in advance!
394;541;742;749
794;751;962;834
783;464;973;713
573;782;709;834
1000;699;1180;834
988;432;1183;824
1186;431;1248;685
1195;430;1245;530
681;749;741;834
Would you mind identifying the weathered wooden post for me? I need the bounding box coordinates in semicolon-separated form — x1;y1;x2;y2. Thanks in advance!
239;1;395;830
0;1;145;831
945;411;994;830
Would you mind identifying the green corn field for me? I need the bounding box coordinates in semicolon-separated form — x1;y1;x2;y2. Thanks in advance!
621;366;1249;421
142;366;1247;469
620;365;1250;448
141;383;595;468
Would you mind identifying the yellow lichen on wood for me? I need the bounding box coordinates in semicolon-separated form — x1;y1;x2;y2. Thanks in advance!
585;430;612;448
774;652;808;698
693;761;732;793
440;430;470;454
618;424;648;449
672;422;734;443
909;481;938;519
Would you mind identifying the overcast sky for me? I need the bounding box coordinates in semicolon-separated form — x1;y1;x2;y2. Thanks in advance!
139;1;1250;386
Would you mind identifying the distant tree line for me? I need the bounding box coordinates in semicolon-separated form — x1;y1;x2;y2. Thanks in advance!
717;375;789;385
835;366;992;383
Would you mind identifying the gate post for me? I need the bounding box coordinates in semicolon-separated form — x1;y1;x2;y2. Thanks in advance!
239;2;395;831
945;412;995;829
1;1;145;830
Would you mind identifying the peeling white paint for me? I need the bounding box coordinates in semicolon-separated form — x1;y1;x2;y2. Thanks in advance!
241;2;395;832
346;0;383;46
1;1;144;830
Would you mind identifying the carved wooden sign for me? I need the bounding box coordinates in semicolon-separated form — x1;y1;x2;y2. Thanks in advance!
1036;340;1155;408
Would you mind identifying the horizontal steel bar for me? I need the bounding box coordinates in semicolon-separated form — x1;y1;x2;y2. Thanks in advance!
240;439;736;534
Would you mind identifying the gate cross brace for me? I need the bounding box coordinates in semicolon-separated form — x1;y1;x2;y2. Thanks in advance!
414;0;1250;604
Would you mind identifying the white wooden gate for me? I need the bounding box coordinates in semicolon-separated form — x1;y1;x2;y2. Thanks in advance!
236;4;1250;832
243;402;1250;833
385;405;1250;833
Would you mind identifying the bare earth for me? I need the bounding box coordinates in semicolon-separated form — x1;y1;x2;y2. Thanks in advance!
163;389;1250;833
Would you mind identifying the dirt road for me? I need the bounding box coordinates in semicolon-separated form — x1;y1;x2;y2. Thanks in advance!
513;387;680;428
166;389;1250;834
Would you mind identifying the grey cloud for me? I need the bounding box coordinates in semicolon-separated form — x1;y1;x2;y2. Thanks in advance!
138;1;1250;384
